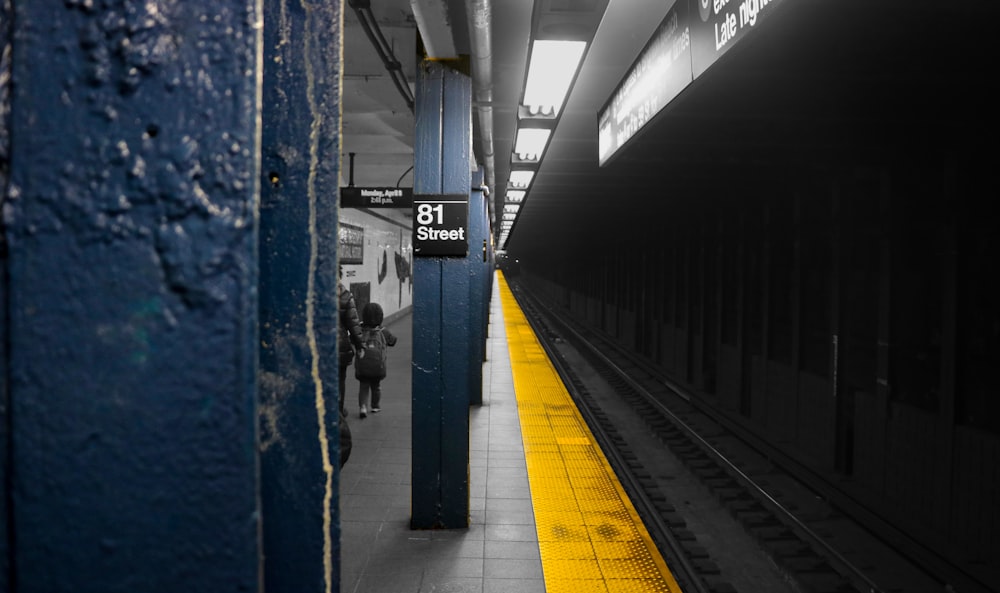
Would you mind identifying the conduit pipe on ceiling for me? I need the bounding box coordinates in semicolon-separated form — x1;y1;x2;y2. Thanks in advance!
348;0;416;113
466;0;496;222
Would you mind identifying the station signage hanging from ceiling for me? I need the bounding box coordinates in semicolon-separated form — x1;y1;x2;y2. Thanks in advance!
598;0;786;166
689;0;786;77
412;193;469;257
341;186;413;208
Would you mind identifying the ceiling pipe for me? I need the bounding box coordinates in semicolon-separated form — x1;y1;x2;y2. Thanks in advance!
465;0;496;224
348;0;415;113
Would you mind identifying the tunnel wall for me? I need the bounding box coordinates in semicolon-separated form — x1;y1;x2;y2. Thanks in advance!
521;155;1000;592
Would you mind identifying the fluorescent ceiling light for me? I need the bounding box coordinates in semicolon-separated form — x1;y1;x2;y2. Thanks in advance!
515;128;551;160
503;212;517;221
509;171;534;188
506;190;525;202
504;204;519;214
523;40;587;115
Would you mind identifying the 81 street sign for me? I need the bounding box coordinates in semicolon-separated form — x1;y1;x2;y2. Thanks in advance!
413;193;468;257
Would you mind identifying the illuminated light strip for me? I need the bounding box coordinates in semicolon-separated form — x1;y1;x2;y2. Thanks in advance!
523;40;587;115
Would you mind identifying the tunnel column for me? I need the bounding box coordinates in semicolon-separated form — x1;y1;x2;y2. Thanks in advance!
258;0;347;591
4;3;262;591
468;166;490;403
411;60;474;529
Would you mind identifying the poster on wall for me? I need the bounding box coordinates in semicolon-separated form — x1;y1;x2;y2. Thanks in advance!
339;222;364;265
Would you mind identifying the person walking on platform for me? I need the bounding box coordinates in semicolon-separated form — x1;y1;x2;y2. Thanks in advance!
355;301;397;418
339;265;365;417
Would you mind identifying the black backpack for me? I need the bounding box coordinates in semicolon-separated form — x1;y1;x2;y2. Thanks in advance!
355;326;387;379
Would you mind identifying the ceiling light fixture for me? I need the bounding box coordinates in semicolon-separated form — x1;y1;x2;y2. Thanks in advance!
522;40;587;115
509;170;535;188
514;128;551;161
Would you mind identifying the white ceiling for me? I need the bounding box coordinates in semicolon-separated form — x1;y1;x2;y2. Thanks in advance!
342;1;419;189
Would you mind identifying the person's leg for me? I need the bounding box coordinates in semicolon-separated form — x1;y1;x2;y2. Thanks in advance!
339;364;348;415
358;380;371;417
371;379;382;411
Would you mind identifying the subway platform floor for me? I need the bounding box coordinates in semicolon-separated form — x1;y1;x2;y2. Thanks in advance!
338;282;544;593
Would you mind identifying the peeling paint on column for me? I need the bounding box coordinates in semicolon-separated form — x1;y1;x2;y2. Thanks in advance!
258;0;344;590
258;329;310;452
301;1;336;589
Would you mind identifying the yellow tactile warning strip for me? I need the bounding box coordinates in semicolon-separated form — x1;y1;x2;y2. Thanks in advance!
498;273;683;593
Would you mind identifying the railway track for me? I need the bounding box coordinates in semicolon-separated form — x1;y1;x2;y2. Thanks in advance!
508;279;947;593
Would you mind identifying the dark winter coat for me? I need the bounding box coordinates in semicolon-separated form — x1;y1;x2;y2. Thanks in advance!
338;282;364;366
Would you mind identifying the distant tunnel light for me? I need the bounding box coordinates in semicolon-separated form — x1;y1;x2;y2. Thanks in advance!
506;190;526;202
514;128;551;161
509;170;534;188
522;40;587;115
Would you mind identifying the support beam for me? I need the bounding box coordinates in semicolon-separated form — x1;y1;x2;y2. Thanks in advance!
411;61;472;529
5;3;263;590
259;0;347;592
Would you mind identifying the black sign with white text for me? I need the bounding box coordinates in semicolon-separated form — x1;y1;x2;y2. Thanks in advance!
413;193;469;257
598;0;788;166
598;1;692;166
689;0;786;78
341;187;413;208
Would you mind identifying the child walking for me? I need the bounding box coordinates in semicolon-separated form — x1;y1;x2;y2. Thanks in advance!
355;302;397;418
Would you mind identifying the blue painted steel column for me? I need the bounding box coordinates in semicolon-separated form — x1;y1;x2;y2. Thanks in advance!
5;3;262;592
259;0;346;592
412;61;473;529
1;1;11;586
468;167;487;403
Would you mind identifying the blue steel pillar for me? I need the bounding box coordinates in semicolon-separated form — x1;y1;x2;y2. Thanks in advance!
5;3;262;592
1;1;11;587
412;61;473;529
468;167;488;403
259;0;346;592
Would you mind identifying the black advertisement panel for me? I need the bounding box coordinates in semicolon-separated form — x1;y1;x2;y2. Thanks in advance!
598;1;693;166
413;194;469;257
341;186;413;208
689;0;786;78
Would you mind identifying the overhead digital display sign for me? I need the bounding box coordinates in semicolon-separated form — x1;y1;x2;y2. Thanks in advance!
341;186;413;208
598;1;692;166
689;0;786;78
598;0;788;166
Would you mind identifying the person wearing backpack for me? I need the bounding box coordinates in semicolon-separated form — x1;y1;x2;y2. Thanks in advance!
338;265;365;418
355;301;397;418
